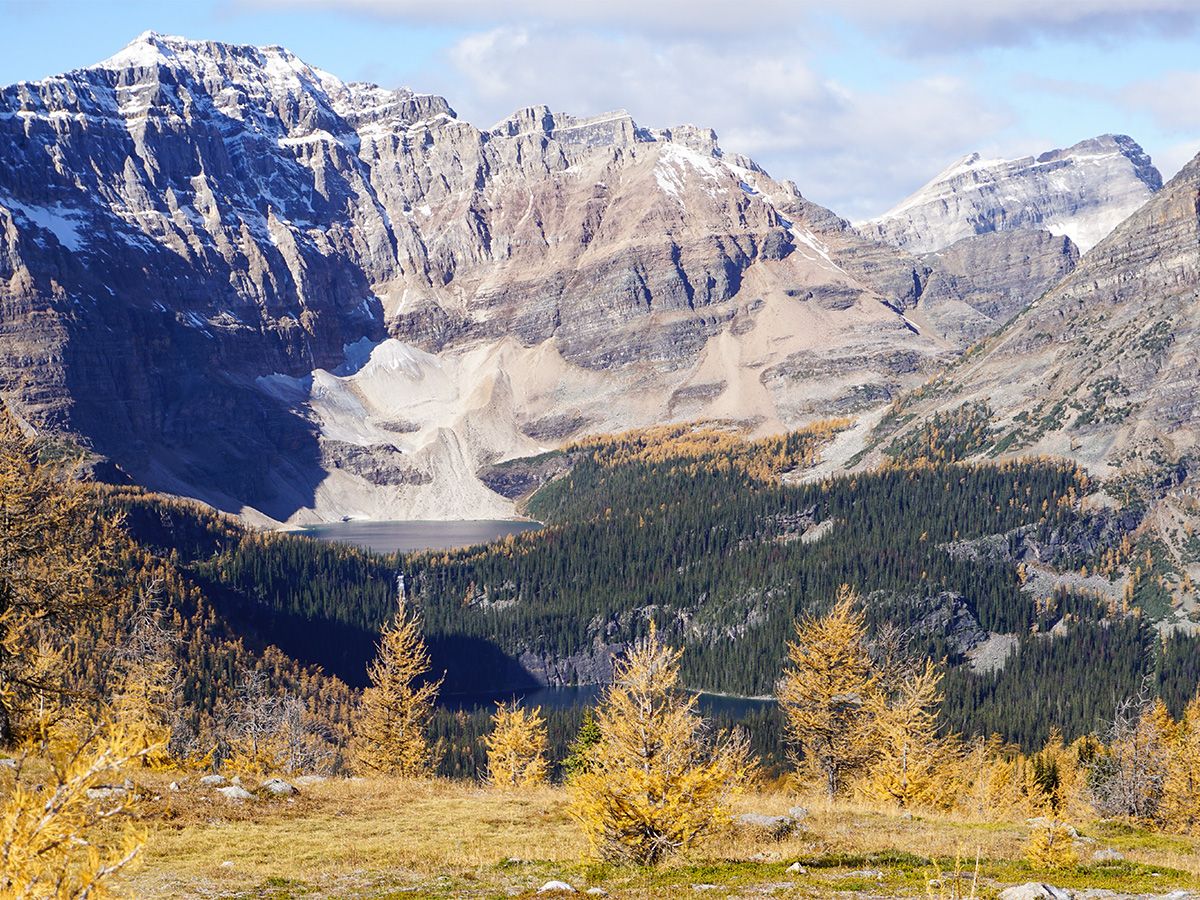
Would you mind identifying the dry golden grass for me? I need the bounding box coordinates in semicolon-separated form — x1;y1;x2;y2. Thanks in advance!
116;774;1200;899
123;775;583;897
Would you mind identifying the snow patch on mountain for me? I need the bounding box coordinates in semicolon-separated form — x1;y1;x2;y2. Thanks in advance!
860;135;1162;254
1;197;86;251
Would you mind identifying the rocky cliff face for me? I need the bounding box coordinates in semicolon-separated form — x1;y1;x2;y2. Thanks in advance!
0;33;971;523
912;230;1080;344
871;148;1200;485
2;33;1122;524
861;135;1162;254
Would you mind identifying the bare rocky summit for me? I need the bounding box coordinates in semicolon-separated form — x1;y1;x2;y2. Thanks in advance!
0;32;950;523
912;229;1080;344
861;135;1161;254
870;147;1200;494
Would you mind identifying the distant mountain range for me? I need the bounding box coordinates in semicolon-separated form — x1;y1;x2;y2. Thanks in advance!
859;135;1162;254
0;32;1180;524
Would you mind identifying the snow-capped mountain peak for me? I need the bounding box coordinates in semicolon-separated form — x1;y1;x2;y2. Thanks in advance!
860;134;1162;254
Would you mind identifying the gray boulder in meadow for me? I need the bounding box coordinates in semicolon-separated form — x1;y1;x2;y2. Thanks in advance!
735;812;799;839
217;785;255;802
998;884;1072;900
261;778;297;796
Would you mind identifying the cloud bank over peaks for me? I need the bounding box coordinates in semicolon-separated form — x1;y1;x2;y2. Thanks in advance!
439;26;1013;219
255;0;1200;49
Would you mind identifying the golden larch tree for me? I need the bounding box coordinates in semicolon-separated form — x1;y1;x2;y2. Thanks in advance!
567;624;756;865
1024;820;1079;870
485;700;548;788
110;582;181;768
1161;690;1200;831
0;411;123;744
1;657;159;897
353;604;443;776
778;585;879;796
860;659;959;810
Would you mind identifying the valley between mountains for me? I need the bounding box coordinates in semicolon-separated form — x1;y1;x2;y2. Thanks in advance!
4;27;1200;710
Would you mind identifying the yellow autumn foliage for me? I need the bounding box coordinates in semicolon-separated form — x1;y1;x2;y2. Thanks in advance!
779;585;879;796
859;660;961;810
0;701;158;898
353;605;443;777
0;412;123;744
567;624;756;865
1161;693;1200;831
1024;820;1079;870
571;419;852;483
485;701;548;789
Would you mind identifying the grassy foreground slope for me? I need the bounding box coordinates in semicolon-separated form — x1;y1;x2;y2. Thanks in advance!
123;775;1200;899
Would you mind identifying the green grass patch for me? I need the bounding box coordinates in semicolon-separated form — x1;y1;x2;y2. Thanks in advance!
232;878;314;899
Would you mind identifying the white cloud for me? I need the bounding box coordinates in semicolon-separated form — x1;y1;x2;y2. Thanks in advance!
1123;71;1200;132
1113;71;1200;178
238;1;1200;214
434;26;1011;218
838;0;1199;50
252;0;1200;48
1153;138;1200;180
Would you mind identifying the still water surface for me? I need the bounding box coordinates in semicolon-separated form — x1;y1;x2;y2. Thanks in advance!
441;685;774;716
303;519;542;555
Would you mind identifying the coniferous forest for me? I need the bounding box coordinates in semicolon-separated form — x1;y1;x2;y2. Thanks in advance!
98;422;1200;772
13;410;1200;898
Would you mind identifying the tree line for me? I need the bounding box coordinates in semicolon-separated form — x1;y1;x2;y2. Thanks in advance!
6;412;1200;890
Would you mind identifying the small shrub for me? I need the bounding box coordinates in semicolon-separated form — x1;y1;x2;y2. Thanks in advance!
1025;821;1079;870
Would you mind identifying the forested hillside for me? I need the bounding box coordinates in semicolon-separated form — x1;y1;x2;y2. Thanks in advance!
12;404;1200;899
114;421;1200;755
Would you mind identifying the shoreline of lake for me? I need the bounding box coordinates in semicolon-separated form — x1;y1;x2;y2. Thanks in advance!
439;684;776;717
300;518;543;555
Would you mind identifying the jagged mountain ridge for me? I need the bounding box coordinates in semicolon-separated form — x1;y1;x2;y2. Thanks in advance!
908;229;1080;345
870;147;1200;490
0;32;951;523
0;32;1149;524
861;135;1162;254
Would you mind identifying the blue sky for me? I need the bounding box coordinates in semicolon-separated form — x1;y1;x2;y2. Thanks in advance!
3;0;1199;219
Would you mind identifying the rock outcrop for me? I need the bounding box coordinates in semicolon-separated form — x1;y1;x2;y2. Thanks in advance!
914;229;1080;344
861;135;1161;254
2;34;1139;524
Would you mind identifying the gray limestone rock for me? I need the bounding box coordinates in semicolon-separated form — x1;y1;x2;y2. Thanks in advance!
735;813;800;839
217;785;255;801
261;778;297;796
0;33;961;525
861;136;1160;254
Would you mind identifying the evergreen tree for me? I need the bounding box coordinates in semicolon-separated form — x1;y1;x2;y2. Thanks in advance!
562;707;602;779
